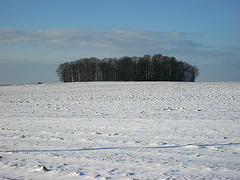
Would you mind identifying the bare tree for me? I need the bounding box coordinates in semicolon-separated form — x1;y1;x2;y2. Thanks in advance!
57;54;199;82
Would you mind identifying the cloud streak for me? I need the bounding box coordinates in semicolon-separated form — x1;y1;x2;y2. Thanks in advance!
0;28;201;54
1;28;239;67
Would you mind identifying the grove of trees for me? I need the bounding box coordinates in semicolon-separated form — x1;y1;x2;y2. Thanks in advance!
56;53;199;82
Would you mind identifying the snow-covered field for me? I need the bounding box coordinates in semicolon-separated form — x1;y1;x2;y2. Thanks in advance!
0;82;239;179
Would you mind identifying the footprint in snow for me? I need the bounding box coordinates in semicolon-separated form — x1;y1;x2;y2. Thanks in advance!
126;172;135;176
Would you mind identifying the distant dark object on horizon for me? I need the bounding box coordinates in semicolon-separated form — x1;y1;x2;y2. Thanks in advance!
56;53;199;82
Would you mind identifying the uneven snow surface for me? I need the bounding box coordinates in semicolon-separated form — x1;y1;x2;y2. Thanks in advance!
0;82;240;179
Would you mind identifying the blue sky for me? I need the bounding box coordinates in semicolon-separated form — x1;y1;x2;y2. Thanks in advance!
0;0;239;84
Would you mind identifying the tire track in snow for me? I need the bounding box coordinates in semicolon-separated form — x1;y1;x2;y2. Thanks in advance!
1;142;239;153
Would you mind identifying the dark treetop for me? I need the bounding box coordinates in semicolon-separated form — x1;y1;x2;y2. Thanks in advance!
56;53;199;82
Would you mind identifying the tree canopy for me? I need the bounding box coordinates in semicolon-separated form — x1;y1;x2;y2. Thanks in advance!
56;54;199;82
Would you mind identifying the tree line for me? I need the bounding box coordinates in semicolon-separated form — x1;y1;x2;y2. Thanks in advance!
56;53;199;82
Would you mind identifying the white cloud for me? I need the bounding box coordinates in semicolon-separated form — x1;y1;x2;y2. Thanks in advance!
0;28;239;66
0;28;200;54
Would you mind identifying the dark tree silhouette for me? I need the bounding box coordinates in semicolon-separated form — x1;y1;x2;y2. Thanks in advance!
56;53;199;82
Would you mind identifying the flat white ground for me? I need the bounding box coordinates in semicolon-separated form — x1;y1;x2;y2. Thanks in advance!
0;82;239;179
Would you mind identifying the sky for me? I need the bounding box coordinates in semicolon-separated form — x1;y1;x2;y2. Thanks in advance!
0;0;239;84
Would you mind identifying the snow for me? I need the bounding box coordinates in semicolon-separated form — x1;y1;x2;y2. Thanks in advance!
0;82;240;179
